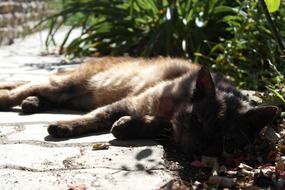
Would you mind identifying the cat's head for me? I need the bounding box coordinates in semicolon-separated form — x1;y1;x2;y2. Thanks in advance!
172;67;278;156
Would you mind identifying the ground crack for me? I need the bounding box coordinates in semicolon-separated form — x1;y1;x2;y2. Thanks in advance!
0;164;165;173
2;140;104;148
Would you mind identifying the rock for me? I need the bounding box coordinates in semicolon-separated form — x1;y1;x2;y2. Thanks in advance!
238;163;253;171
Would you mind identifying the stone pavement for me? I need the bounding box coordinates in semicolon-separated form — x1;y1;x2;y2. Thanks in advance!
0;30;172;190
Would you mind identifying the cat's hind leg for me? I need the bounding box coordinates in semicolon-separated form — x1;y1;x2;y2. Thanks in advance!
0;81;27;90
0;74;90;111
0;81;29;110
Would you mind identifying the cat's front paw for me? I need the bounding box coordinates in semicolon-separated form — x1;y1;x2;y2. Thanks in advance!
48;123;75;138
0;90;12;110
111;116;135;139
21;96;40;114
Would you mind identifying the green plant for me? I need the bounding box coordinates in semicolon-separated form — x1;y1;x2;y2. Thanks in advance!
208;0;285;90
43;0;240;58
264;0;280;13
42;0;285;92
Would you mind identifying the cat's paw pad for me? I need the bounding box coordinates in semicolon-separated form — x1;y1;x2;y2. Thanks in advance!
113;116;132;127
111;116;134;139
21;96;40;114
47;123;74;138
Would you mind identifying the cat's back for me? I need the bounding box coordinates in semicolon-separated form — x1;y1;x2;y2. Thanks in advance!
86;57;199;107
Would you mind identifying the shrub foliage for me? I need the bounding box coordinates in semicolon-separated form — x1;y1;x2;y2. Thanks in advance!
44;0;285;94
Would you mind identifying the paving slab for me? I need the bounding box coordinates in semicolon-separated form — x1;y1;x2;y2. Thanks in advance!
0;126;17;136
0;168;171;190
0;29;173;190
0;144;81;170
72;146;165;171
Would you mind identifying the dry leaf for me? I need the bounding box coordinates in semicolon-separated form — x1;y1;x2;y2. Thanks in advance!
92;143;109;150
238;163;253;171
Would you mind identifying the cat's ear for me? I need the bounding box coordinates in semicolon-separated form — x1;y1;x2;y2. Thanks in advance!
194;66;215;98
244;106;278;130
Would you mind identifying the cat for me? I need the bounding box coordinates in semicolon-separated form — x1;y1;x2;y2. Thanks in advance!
0;57;278;156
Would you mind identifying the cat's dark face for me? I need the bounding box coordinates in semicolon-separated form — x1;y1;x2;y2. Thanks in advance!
172;67;278;156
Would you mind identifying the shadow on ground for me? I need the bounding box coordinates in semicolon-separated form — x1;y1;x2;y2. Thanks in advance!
44;131;109;142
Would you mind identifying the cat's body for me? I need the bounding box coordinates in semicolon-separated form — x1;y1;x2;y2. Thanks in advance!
0;57;278;156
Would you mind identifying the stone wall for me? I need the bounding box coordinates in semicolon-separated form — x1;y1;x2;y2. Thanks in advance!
0;0;53;45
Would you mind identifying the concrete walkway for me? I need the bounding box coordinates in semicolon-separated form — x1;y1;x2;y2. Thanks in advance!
0;30;172;190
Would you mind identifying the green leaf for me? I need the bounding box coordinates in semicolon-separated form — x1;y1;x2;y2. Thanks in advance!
266;86;285;105
264;0;280;13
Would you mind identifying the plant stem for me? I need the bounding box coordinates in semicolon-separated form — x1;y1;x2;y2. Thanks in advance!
259;0;285;55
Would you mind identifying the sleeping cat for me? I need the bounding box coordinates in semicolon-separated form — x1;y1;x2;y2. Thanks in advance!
0;57;278;156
